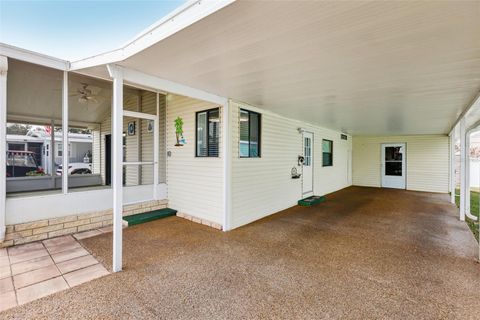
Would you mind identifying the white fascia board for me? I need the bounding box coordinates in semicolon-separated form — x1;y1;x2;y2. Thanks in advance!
451;90;480;133
0;43;69;70
120;65;227;105
70;0;236;71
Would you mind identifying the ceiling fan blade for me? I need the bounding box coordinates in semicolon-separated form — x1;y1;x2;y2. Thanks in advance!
86;96;98;103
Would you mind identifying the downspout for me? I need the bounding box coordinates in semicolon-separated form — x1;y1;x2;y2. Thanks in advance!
0;56;7;242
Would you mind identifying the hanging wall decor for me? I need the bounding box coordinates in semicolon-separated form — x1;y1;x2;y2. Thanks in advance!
147;120;154;133
127;121;136;136
174;116;184;146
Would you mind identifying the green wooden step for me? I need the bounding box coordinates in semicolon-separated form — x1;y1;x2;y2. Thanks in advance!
123;208;177;226
298;195;326;207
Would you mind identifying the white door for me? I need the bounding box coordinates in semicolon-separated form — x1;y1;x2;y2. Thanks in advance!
303;132;314;196
381;143;406;189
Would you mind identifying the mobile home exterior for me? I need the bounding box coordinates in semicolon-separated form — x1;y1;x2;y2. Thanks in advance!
0;0;479;273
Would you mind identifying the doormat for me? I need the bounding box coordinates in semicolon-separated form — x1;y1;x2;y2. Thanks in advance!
298;195;326;207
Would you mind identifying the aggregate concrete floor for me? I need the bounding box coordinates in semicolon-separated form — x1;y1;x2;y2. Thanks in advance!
2;186;479;319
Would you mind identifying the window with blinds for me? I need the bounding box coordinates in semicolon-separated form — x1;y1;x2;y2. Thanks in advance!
239;109;261;158
196;108;219;157
322;139;333;166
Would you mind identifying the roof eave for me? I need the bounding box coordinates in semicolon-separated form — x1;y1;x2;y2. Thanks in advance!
69;0;236;71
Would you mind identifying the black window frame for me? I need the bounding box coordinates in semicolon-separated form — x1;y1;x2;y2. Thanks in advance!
239;109;261;158
322;139;333;167
195;108;220;157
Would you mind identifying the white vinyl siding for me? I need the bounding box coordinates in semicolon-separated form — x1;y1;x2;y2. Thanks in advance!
352;135;449;193
158;94;167;183
166;94;223;225
230;101;352;229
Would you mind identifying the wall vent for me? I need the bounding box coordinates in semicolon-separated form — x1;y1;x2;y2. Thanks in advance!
341;134;348;140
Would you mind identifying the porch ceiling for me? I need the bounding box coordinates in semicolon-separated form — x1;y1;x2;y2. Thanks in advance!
78;1;480;135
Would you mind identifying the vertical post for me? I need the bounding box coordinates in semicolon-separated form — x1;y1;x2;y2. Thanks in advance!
222;99;231;231
50;120;55;188
0;56;7;242
153;93;159;198
465;131;471;215
108;65;124;272
62;71;68;194
460;118;466;221
450;130;455;204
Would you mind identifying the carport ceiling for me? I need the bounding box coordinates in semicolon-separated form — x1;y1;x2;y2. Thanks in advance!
87;1;480;135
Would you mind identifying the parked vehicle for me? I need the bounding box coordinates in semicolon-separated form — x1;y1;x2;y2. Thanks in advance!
6;150;44;177
56;162;92;175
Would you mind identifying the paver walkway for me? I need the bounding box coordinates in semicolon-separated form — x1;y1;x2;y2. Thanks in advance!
0;234;109;311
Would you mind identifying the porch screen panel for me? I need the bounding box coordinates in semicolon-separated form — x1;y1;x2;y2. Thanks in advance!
6;59;63;194
67;72;113;190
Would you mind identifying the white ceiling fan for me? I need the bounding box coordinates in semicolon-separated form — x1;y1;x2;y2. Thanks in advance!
71;83;99;104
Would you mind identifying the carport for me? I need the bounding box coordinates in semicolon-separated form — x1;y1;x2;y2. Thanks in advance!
2;186;478;318
0;0;479;274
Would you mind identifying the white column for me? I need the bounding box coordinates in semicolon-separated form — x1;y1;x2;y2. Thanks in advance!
50;120;55;189
62;71;68;194
465;132;471;215
460;118;466;221
108;65;124;272
450;130;455;204
465;130;478;221
222;99;232;231
153;93;159;198
0;56;7;242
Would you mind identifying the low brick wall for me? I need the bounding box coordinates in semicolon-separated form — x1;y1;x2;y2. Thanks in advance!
176;212;222;230
1;199;168;248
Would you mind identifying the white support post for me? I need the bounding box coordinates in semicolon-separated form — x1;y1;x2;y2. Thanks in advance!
62;71;68;194
153;93;159;198
450;130;455;204
108;64;124;272
50;120;55;188
222;99;232;231
466;130;478;221
465;132;471;215
460;118;466;221
0;56;7;242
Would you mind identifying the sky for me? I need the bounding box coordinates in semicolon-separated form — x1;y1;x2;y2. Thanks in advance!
0;0;185;60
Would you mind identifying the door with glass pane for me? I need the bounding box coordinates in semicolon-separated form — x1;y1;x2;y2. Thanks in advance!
381;143;406;189
302;132;314;196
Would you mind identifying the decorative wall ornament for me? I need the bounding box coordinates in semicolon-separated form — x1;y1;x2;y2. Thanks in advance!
147;120;154;133
127;121;136;136
174;116;184;146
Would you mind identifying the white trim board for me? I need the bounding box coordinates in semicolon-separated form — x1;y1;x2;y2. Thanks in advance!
0;43;69;70
6;184;167;225
70;0;236;70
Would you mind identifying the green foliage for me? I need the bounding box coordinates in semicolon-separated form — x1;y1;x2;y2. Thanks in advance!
174;117;184;135
455;189;479;242
6;123;31;135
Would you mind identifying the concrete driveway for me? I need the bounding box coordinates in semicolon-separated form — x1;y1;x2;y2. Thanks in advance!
2;186;479;319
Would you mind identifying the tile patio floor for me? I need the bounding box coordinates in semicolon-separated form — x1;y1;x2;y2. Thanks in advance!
0;233;109;312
